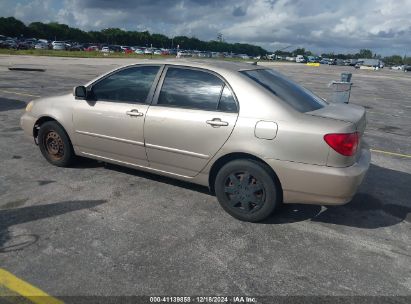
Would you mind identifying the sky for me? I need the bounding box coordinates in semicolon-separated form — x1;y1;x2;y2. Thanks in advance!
1;0;411;55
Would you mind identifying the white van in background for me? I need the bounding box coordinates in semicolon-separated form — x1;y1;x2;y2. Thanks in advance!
296;55;306;63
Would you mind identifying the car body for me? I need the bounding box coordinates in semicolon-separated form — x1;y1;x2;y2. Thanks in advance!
135;48;144;55
3;39;17;49
53;43;66;50
404;65;411;72
177;50;192;58
390;65;404;71
238;54;250;60
16;41;31;50
335;59;345;66
34;43;48;50
358;58;384;69
296;55;306;63
101;46;112;53
69;44;83;51
21;60;370;222
198;51;211;58
347;59;358;66
85;46;99;52
160;49;170;55
307;56;319;63
168;49;178;55
320;58;330;64
144;48;154;55
51;41;65;46
153;49;162;55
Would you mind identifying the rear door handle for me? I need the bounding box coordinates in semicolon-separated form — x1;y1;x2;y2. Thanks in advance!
126;109;144;117
206;118;229;127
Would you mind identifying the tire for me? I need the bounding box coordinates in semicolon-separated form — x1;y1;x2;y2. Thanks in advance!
214;159;279;222
38;121;75;167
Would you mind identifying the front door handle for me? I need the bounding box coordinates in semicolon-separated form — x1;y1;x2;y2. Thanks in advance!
126;109;144;117
206;118;229;127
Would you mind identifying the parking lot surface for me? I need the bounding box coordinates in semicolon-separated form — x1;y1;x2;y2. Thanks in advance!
0;55;410;298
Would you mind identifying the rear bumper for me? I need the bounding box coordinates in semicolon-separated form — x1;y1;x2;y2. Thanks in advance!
266;148;371;205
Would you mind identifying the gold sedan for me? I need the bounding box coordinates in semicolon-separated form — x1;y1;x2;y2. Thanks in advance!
21;60;370;222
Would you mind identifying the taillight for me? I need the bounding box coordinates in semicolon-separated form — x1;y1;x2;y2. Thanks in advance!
324;132;359;156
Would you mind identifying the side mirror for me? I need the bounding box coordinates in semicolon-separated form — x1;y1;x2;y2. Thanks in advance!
74;85;87;99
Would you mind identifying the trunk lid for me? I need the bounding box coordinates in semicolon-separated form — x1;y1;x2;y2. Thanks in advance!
307;103;366;135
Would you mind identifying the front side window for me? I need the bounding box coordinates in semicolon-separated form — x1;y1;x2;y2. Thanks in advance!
241;69;328;112
92;66;160;103
158;68;224;111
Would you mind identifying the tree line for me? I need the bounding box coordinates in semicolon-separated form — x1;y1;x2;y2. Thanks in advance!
1;16;409;64
0;16;267;56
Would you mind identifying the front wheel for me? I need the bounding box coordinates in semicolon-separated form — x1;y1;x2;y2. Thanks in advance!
38;121;75;167
214;159;280;222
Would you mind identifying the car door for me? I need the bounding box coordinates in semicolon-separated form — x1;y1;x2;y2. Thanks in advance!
73;65;163;166
144;66;239;177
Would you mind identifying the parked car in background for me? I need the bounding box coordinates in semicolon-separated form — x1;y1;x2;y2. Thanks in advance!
168;49;178;55
16;41;31;50
3;39;17;49
347;59;358;66
197;51;211;58
161;49;170;55
144;48;154;55
296;55;306;63
101;46;112;53
35;42;48;50
53;43;66;50
122;47;134;54
390;65;404;70
21;60;370;222
51;41;65;46
69;44;83;51
135;48;144;54
154;49;162;55
358;59;384;69
320;58;330;64
111;45;122;52
177;50;192;58
236;54;248;60
404;65;411;72
307;56;319;63
85;45;99;52
335;59;345;66
354;61;363;69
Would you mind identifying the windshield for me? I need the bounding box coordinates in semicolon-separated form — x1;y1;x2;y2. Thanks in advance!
241;69;328;112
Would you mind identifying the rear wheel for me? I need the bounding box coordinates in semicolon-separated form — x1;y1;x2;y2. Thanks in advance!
38;121;75;167
214;159;279;222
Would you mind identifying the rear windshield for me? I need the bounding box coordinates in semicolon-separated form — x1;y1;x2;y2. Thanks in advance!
241;69;327;112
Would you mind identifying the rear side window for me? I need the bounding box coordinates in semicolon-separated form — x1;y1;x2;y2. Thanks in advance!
158;68;224;111
241;69;327;112
92;66;160;103
218;85;237;113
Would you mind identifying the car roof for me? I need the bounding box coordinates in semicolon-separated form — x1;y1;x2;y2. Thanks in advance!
125;59;264;73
